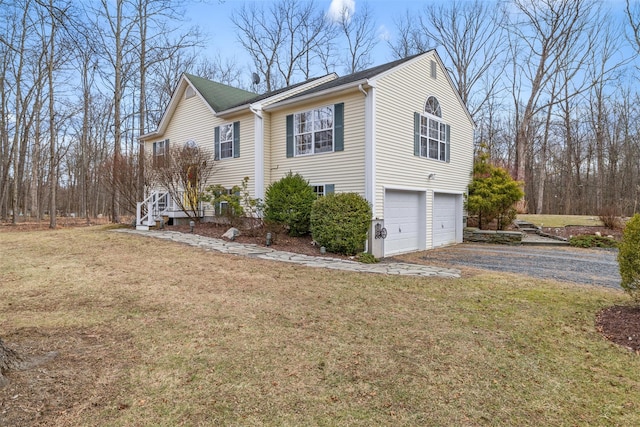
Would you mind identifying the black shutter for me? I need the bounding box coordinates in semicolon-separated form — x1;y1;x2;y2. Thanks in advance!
334;103;344;152
414;112;420;156
214;126;220;160
446;124;451;163
233;121;240;158
286;114;294;158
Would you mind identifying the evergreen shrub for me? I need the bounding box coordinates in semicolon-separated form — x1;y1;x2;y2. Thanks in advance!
618;214;640;304
264;172;316;236
311;193;372;255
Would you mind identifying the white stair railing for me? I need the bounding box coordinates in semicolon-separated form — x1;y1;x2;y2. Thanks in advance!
136;191;169;229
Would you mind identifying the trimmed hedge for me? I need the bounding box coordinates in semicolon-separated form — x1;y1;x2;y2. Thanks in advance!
310;192;372;255
264;172;316;236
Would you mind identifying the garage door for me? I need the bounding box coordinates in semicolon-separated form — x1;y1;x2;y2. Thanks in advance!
384;190;424;256
433;193;458;247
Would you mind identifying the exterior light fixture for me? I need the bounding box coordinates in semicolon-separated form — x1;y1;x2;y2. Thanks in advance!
266;232;272;246
189;220;195;233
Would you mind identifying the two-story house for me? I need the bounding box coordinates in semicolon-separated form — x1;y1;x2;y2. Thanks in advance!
138;50;475;257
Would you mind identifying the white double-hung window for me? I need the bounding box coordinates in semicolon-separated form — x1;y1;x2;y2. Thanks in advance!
294;105;334;156
414;96;450;162
219;123;234;159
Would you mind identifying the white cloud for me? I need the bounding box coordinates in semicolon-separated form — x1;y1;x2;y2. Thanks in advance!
327;0;355;23
378;24;390;42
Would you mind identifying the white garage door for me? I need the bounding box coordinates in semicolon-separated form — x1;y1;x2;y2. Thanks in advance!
384;190;423;256
433;193;458;247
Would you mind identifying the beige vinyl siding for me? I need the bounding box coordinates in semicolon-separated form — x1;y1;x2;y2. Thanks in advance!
149;94;257;197
373;53;474;217
268;90;366;195
212;111;256;196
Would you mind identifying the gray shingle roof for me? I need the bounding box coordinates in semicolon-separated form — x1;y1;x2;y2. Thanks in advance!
186;51;431;113
281;51;429;101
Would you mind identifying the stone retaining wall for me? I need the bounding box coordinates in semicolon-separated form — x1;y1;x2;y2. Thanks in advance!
463;227;523;245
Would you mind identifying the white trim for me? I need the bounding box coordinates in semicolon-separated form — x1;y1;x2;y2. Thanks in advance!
430;189;465;196
218;74;338;117
265;79;370;112
365;85;376;216
253;108;264;200
383;184;427;193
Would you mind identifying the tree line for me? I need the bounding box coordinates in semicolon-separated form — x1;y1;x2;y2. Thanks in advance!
2;0;640;227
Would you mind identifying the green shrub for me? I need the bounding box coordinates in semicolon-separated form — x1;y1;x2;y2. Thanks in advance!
356;252;378;264
465;147;523;230
569;234;618;249
310;192;372;255
618;214;640;304
264;172;316;236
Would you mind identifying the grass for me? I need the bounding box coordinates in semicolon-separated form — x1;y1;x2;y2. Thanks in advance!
1;226;639;426
517;214;604;228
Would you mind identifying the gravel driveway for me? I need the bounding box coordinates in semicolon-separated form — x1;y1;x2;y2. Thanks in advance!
411;244;621;289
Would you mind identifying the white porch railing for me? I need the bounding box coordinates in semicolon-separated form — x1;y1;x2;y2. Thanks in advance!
136;191;169;230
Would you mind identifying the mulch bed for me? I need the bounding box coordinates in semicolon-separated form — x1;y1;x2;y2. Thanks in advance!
541;225;623;241
596;305;640;353
168;222;353;259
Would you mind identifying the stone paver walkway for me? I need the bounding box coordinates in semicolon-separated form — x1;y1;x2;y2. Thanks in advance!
115;229;460;278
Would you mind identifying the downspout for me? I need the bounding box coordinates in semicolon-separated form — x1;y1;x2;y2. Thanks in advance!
250;104;265;202
358;83;368;97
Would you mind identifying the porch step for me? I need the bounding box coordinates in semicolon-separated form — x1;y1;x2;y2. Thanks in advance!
135;225;151;231
513;220;540;233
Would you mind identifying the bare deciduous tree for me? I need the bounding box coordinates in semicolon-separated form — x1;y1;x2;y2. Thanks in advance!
420;0;506;119
147;145;217;220
232;0;333;91
508;0;600;211
335;2;378;74
388;11;430;60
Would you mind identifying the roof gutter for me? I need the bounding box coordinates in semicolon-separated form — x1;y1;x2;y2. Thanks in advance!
138;130;160;141
263;79;373;112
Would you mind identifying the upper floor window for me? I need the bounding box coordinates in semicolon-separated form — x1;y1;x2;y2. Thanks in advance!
420;115;447;161
219;123;234;159
286;103;344;158
414;96;450;162
214;121;240;160
294;105;334;156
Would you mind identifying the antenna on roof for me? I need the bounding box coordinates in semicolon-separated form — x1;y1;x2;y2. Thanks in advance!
252;72;260;86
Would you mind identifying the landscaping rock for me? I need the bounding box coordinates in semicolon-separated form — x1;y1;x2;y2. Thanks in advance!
222;227;240;241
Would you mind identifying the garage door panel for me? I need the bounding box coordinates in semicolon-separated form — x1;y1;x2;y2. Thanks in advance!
384;190;422;256
433;193;458;247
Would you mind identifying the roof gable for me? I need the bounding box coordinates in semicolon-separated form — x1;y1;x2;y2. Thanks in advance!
184;73;257;112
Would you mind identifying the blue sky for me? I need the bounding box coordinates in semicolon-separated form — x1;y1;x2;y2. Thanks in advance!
184;0;635;86
185;0;431;74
